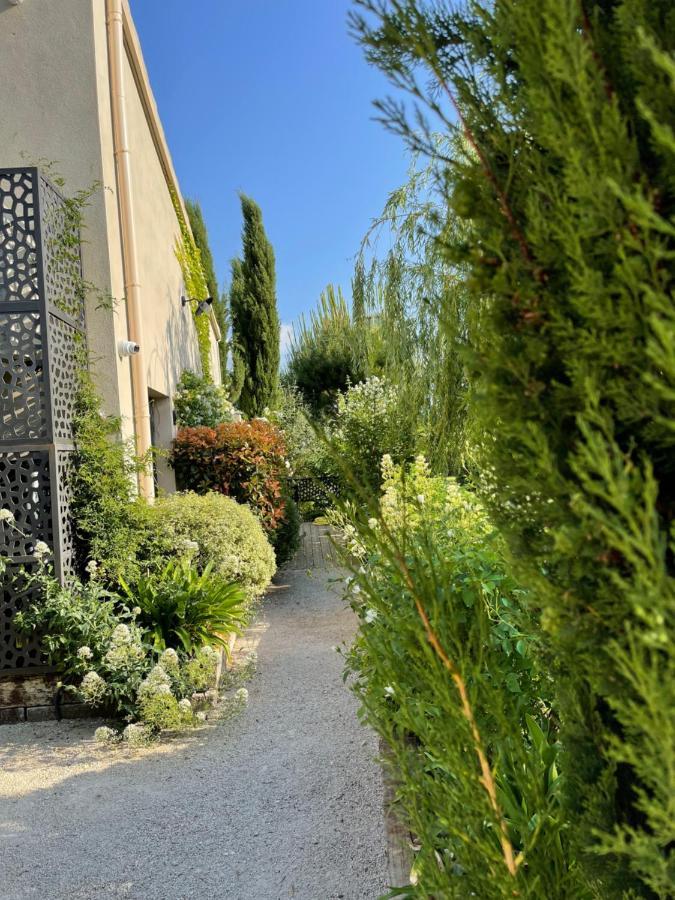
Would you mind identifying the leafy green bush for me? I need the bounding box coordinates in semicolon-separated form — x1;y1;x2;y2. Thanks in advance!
120;559;247;653
70;370;146;583
271;484;301;565
174;370;237;427
353;1;675;893
14;565;219;732
144;492;276;600
171;419;288;533
332;376;417;492
287;285;368;415
338;458;576;896
15;567;150;719
269;385;322;475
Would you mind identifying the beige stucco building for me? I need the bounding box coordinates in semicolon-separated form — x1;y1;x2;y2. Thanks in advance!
0;0;221;496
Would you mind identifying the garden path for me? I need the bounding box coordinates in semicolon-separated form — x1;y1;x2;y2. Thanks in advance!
0;525;389;900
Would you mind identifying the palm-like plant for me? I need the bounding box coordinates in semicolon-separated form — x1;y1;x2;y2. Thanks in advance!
120;561;247;653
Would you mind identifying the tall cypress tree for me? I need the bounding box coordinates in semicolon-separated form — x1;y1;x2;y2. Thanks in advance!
231;194;280;416
228;257;247;405
185;199;228;386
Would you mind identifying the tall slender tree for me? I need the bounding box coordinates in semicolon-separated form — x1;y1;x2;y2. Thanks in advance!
230;194;280;416
228;257;246;405
185;199;228;385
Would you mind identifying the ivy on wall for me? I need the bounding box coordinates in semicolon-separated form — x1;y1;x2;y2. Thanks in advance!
171;192;212;381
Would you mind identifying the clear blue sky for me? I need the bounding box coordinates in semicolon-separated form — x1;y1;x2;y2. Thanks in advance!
129;0;408;338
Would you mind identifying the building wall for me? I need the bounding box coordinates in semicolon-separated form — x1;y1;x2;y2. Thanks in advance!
0;0;125;425
0;0;221;494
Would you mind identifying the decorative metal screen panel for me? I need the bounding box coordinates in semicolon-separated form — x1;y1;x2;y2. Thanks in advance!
0;170;39;305
0;168;87;672
0;565;44;670
0;451;53;558
0;311;47;441
291;476;341;507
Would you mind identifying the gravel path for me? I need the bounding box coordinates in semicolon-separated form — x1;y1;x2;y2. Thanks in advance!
0;526;389;900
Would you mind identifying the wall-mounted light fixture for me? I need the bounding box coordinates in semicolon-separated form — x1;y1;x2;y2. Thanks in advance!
181;295;214;317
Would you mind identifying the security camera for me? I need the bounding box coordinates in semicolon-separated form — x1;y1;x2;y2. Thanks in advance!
118;340;140;357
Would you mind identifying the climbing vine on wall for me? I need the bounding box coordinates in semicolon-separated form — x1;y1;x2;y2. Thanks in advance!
171;192;212;381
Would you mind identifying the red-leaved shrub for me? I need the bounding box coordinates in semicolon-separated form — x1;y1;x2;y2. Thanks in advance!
171;420;287;533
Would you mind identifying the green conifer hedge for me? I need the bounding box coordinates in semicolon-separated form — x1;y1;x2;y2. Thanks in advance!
353;0;674;894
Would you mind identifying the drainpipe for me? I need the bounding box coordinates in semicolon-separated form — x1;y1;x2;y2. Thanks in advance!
106;0;154;499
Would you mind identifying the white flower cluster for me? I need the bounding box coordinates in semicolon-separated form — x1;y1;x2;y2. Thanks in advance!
0;508;15;523
122;723;151;747
110;624;132;646
77;645;93;661
235;688;249;704
159;648;180;674
80;670;106;704
104;640;144;671
178;698;192;713
33;540;51;560
138;664;173;700
94;726;119;744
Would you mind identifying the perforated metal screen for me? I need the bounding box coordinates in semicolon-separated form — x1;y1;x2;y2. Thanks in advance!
0;168;86;672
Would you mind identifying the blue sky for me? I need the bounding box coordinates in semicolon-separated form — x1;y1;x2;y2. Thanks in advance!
129;0;408;343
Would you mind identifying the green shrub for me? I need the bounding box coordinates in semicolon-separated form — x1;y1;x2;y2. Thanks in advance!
138;690;192;733
174;370;237;427
332;376;417;492
339;459;576;897
14;565;219;731
271;486;301;565
171;419;288;533
181;646;220;693
354;1;675;893
14;566;151;719
70;370;145;583
120;559;247;653
145;492;276;601
269;385;322;476
287;285;367;415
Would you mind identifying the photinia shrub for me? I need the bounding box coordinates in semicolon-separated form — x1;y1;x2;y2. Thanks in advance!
171;419;288;534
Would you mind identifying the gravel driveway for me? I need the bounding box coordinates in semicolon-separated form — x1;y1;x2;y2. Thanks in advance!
0;527;389;900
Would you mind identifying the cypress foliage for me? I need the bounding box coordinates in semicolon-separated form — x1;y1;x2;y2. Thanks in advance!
231;195;280;416
185;199;228;386
354;0;675;894
228;257;247;405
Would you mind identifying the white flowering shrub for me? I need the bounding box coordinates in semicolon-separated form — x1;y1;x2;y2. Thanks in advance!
80;671;107;704
174;370;237;428
14;566;224;734
94;726;120;744
332;376;417;492
181;645;220;693
122;723;152;748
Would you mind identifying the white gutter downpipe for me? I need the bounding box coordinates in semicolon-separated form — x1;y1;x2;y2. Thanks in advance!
106;0;154;498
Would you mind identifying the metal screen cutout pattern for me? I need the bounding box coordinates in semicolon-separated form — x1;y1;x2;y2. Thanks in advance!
0;168;86;671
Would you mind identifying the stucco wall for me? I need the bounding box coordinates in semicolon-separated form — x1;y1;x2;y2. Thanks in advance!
0;0;127;425
0;0;221;494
